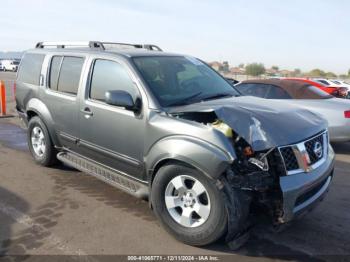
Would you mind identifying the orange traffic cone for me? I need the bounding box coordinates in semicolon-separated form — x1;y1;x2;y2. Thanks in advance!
0;80;6;116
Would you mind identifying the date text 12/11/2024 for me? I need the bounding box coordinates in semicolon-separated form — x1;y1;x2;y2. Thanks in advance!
127;255;220;261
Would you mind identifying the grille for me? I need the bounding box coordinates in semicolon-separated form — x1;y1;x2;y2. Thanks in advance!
305;134;324;165
279;147;299;171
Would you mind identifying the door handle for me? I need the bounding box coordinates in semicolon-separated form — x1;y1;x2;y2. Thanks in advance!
81;107;93;116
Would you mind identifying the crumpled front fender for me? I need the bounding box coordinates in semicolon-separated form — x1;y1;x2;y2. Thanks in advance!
145;135;234;180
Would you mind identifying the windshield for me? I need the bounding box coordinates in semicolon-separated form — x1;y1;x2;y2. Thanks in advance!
133;56;239;107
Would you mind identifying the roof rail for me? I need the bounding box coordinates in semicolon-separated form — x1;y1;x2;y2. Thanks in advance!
35;41;162;51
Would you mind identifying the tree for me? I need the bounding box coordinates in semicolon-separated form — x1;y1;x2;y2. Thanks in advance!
245;63;266;76
294;68;301;76
348;69;350;76
308;69;326;77
238;63;245;69
271;66;279;71
325;72;337;78
222;61;229;72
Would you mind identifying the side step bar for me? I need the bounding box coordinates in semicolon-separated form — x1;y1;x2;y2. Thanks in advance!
57;151;149;199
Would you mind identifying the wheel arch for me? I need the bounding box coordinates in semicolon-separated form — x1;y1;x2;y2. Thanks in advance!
26;98;61;147
146;135;233;185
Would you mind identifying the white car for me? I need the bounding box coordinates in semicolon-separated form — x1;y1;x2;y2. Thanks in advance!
314;78;350;98
329;79;350;89
314;78;350;88
1;60;19;72
0;61;4;71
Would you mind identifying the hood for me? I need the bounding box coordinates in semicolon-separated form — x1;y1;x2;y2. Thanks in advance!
168;96;327;151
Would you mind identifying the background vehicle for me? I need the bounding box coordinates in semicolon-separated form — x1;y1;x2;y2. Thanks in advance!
0;60;4;71
225;77;239;85
314;78;350;98
15;41;335;248
330;80;350;89
236;79;350;142
1;59;20;72
285;78;348;98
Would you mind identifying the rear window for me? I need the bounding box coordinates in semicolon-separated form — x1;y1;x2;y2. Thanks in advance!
49;56;84;95
17;53;45;85
301;85;333;99
235;83;269;98
49;56;63;91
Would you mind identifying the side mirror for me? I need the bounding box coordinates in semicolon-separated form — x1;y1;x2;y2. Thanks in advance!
105;90;140;111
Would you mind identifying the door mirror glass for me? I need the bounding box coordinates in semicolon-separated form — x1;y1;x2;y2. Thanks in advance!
105;90;138;111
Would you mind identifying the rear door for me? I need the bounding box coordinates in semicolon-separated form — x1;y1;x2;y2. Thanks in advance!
43;54;86;151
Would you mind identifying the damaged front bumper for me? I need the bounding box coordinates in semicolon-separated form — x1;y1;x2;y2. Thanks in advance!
278;146;335;223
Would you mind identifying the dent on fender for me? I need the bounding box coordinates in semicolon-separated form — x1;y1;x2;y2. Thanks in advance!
145;135;234;180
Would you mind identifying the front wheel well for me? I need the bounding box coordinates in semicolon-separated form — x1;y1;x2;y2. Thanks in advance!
150;159;210;186
27;110;38;121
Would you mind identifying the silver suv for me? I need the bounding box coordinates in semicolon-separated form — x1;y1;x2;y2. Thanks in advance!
16;41;335;247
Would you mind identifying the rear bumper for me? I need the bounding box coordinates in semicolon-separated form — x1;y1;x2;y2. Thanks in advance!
279;145;335;223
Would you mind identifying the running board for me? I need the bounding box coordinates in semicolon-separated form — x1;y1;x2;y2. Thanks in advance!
57;151;148;199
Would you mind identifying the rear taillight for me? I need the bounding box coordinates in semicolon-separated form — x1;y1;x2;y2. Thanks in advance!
344;111;350;118
338;87;348;97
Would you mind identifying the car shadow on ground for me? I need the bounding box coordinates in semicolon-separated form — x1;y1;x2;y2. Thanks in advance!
50;163;156;222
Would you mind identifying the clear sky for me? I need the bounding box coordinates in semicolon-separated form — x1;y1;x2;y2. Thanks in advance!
1;0;349;74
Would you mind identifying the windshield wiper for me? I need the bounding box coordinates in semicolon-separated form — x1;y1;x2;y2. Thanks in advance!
166;92;203;107
200;92;235;101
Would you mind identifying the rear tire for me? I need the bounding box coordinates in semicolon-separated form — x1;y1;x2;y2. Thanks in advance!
151;163;227;246
28;116;58;166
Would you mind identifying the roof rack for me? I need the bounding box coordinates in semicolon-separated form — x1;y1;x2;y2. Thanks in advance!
35;41;162;51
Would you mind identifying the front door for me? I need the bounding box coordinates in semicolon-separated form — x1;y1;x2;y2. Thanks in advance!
78;58;145;180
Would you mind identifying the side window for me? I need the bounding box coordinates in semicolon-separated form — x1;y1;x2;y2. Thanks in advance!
57;57;84;95
17;53;45;85
318;80;329;85
236;83;269;98
90;59;138;102
265;85;292;99
49;56;63;91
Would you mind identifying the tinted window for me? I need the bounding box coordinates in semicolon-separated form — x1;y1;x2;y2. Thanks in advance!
303;85;332;99
235;83;269;98
49;56;63;91
90;59;138;102
317;80;330;85
17;53;45;85
265;85;291;99
133;56;239;107
57;57;84;95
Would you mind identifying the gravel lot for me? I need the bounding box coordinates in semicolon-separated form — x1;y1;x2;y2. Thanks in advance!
0;72;349;261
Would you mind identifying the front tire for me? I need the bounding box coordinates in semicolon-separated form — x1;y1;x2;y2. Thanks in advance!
151;163;227;246
28;116;57;166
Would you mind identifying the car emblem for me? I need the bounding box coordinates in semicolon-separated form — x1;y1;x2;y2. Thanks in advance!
313;141;323;159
